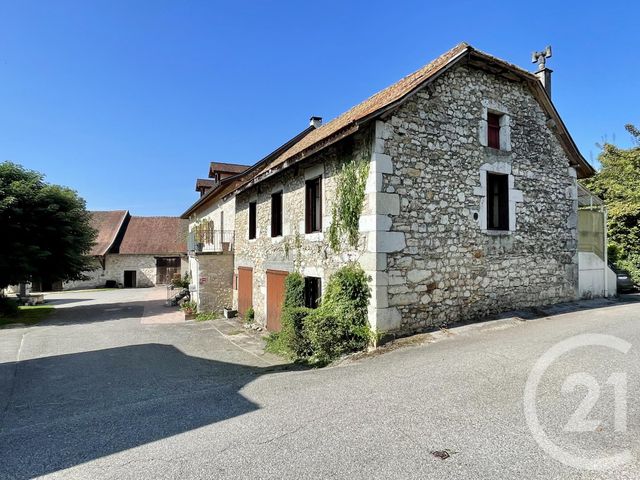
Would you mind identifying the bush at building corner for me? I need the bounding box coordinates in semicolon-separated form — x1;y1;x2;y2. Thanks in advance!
304;264;372;363
267;263;372;364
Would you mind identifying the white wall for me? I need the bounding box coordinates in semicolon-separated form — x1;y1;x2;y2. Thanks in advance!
578;251;617;298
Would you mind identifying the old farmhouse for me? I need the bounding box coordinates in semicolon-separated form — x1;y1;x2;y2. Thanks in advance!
184;43;612;334
62;211;188;290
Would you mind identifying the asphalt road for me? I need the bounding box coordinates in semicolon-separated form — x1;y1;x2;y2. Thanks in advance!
1;288;640;479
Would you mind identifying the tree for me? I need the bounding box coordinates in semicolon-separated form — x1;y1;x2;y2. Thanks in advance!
0;162;96;289
584;125;640;282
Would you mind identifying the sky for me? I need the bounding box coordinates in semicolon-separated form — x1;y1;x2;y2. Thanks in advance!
0;1;638;216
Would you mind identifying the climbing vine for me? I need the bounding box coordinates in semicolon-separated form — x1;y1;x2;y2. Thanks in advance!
328;147;371;252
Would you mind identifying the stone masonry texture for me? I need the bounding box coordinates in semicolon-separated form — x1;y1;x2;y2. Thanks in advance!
195;252;234;313
381;64;578;331
234;62;578;332
234;131;372;326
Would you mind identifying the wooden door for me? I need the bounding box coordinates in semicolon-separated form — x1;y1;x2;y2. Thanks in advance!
156;257;181;285
237;267;253;316
266;270;288;331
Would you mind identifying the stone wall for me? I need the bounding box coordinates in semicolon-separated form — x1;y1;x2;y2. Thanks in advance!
378;64;578;331
194;252;234;312
233;62;579;333
234;131;374;326
63;254;187;290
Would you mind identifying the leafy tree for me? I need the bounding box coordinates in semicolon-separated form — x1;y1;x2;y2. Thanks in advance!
0;162;96;289
584;125;640;282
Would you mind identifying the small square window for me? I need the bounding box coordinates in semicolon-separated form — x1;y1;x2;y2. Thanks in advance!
486;172;509;230
305;177;322;233
304;277;322;309
271;191;283;237
248;201;257;240
487;112;501;149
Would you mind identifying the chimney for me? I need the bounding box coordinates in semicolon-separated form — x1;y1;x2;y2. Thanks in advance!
309;116;323;128
531;45;552;97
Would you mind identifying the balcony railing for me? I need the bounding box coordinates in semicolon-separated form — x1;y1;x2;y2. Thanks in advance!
188;229;234;253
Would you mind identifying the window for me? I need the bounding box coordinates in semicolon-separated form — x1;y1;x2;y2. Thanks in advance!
305;177;322;233
486;172;509;230
304;277;322;309
487;112;501;149
248;201;257;239
271;191;283;237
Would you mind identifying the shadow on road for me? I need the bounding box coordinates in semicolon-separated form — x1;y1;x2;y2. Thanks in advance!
44;298;95;306
0;343;289;479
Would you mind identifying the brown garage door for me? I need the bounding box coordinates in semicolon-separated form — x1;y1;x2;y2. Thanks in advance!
266;270;288;331
156;257;181;285
237;267;253;316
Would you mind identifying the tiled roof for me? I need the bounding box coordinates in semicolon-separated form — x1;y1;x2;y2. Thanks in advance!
249;42;593;180
119;217;187;255
209;162;251;177
195;178;217;191
181;125;317;218
89;210;129;256
263;43;470;172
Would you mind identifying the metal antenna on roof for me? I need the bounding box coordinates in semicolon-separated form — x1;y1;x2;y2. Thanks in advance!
531;46;552;70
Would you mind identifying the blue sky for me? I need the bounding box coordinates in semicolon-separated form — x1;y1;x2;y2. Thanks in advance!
0;1;637;216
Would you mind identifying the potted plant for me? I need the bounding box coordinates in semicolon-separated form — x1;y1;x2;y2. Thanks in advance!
181;301;198;320
223;307;237;319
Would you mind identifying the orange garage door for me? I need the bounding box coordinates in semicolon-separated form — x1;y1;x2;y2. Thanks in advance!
237;267;253;316
266;270;288;331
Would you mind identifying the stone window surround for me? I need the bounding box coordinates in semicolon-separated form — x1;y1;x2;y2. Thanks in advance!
300;163;326;240
247;194;258;242
473;162;523;234
269;183;286;243
479;99;511;152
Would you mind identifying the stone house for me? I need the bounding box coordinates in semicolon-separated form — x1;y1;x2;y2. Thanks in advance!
226;42;601;334
181;124;319;311
61;211;187;290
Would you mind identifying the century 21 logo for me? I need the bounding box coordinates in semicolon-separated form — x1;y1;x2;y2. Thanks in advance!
523;334;631;471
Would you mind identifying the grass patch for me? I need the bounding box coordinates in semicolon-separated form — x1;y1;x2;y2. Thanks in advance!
0;305;54;327
195;311;217;322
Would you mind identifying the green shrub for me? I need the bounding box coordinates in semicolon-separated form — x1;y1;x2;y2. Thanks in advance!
280;306;313;358
180;301;197;315
0;297;19;317
303;264;372;363
283;272;304;309
172;273;190;289
243;306;255;324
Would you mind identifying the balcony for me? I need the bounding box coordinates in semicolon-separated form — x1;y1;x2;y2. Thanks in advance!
187;229;234;254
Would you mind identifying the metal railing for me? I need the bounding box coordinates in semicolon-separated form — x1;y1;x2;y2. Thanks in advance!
187;229;234;253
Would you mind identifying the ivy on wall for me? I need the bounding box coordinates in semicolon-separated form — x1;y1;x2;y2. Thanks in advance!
328;146;371;252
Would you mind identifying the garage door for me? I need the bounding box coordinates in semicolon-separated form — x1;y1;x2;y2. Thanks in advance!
156;257;181;285
237;267;253;316
266;270;288;331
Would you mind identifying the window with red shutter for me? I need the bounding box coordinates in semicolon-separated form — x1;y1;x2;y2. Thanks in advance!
305;177;322;233
487;112;501;149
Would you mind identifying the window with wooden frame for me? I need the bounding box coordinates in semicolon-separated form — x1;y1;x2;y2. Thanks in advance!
271;191;283;237
486;172;509;231
248;201;257;239
305;177;322;233
304;277;322;309
487;112;501;149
